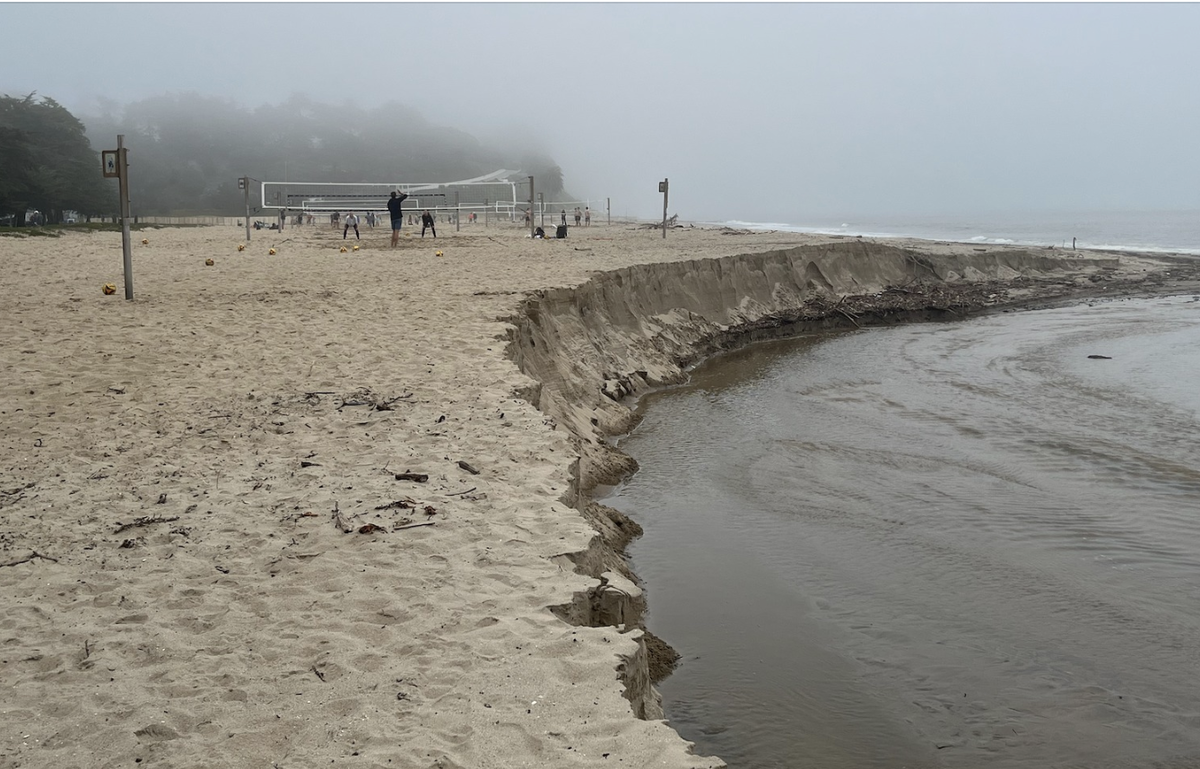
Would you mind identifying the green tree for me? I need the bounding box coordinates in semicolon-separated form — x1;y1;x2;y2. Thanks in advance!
0;93;115;223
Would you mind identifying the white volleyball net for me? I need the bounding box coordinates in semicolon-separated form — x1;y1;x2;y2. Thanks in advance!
259;170;528;216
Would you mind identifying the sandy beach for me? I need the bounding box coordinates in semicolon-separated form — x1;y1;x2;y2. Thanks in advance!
2;220;1195;768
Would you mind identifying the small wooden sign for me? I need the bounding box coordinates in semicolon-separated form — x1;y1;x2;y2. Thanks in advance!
102;150;120;178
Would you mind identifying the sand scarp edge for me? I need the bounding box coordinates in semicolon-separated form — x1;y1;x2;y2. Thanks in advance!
502;241;1161;736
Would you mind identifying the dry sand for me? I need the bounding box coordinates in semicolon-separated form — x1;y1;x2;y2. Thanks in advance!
0;221;1189;768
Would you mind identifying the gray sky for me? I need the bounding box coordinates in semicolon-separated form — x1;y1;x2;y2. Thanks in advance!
4;2;1199;222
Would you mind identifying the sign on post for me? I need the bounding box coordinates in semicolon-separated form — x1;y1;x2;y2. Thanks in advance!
240;176;251;243
105;135;134;300
659;178;669;239
102;151;120;178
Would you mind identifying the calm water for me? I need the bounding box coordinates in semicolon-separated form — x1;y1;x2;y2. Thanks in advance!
605;295;1200;769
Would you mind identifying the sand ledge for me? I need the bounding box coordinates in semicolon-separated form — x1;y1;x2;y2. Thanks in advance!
507;239;1197;711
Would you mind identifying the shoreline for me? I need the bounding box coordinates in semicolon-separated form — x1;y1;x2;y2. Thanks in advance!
3;222;1198;767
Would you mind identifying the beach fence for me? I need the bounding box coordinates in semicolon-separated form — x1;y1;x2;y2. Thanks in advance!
135;216;246;226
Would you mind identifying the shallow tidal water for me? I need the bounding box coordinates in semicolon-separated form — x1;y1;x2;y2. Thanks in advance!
604;295;1200;769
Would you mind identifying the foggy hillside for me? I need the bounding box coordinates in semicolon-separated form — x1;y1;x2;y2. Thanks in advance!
81;94;567;217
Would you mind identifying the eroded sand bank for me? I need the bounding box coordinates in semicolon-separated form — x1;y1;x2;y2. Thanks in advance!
2;222;1192;768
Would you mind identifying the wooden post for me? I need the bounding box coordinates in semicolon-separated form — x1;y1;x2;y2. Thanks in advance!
455;190;460;232
528;176;535;238
660;178;669;239
118;134;133;300
242;177;251;243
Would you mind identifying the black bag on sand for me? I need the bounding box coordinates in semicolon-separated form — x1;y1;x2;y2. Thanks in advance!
556;225;568;239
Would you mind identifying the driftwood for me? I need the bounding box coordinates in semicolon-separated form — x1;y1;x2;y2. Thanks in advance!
836;308;862;328
332;505;354;533
373;393;413;411
1;551;58;568
457;461;480;475
394;472;428;483
114;515;180;535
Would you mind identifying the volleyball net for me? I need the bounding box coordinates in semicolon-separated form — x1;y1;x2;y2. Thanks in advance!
257;170;605;224
259;170;525;215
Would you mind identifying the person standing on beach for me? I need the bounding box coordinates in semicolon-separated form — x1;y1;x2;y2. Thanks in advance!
343;212;361;240
387;190;408;247
421;210;437;238
574;207;582;226
584;207;591;227
561;209;567;226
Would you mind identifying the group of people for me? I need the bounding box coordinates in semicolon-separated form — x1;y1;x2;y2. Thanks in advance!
270;194;595;246
560;207;591;227
320;192;438;245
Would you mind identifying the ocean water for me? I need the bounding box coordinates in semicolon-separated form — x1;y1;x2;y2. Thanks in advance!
718;209;1200;256
605;294;1200;769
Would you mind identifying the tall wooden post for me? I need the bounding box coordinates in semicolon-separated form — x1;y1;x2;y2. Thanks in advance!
660;178;669;239
528;176;535;238
242;177;251;242
118;134;133;299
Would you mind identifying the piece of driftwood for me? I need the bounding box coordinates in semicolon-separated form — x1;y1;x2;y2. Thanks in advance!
374;394;413;411
1;551;58;568
114;515;180;535
394;472;428;483
836;308;862;328
332;507;354;533
444;487;477;497
394;521;435;531
457;461;480;475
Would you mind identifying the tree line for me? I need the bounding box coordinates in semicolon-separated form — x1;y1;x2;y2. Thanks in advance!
0;94;116;224
1;92;567;223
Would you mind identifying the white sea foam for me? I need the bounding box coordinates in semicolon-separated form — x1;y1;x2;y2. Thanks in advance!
709;215;1200;258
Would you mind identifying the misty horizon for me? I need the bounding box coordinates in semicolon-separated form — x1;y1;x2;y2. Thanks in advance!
4;2;1200;222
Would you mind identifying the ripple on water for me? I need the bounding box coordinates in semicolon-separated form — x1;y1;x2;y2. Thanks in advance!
609;298;1200;768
